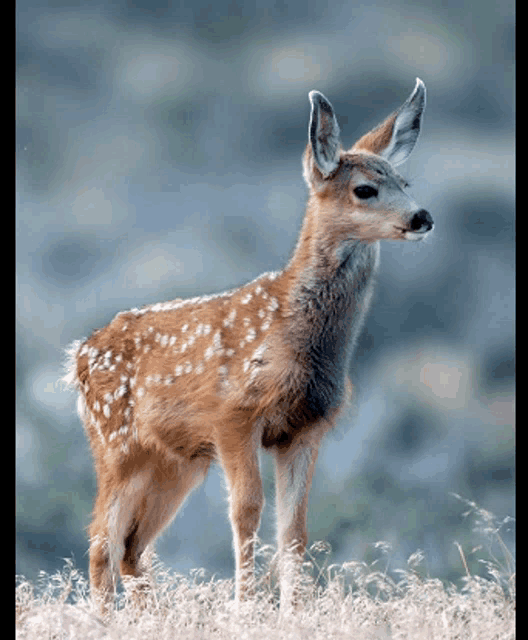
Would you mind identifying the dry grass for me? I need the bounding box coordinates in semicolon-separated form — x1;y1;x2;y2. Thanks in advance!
16;498;514;640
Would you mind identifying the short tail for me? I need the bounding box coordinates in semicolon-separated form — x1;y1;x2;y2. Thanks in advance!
61;339;84;390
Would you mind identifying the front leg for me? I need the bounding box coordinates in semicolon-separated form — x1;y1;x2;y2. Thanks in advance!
273;435;322;609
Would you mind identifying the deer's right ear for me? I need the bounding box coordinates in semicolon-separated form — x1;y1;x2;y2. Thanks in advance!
303;91;341;188
352;78;426;166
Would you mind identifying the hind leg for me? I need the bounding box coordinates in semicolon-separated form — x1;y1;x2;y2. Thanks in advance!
119;458;211;597
89;456;211;612
88;519;114;612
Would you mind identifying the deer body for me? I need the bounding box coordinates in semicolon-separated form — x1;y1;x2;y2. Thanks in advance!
65;79;433;609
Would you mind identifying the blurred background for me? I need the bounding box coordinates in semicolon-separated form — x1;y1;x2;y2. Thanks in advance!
17;0;514;588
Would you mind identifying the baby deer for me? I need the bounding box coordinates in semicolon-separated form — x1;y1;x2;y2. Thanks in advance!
64;79;433;610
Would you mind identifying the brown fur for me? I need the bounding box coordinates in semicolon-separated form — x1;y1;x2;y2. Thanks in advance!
353;112;398;156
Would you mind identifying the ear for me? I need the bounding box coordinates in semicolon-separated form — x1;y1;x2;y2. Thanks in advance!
352;78;426;166
303;91;341;186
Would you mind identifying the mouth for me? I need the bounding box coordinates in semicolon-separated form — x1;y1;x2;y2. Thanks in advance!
395;226;433;242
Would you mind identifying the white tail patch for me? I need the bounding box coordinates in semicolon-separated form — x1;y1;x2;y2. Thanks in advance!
62;339;84;389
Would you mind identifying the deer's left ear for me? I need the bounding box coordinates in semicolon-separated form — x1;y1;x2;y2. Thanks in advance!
352;78;426;166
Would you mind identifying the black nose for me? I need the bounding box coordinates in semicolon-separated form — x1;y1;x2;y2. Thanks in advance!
410;209;434;233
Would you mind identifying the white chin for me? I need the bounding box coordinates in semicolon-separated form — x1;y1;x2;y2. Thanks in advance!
403;230;432;242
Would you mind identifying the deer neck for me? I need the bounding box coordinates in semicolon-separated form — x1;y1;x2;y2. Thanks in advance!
280;200;380;413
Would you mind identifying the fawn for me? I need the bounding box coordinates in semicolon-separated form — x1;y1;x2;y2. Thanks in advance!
64;78;433;610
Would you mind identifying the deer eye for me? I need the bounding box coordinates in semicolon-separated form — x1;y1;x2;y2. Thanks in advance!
354;185;378;199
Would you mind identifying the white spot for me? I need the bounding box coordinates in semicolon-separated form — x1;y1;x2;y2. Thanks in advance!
204;324;211;336
118;425;129;436
204;346;214;360
213;331;222;350
155;332;161;342
243;359;250;373
223;309;237;328
241;293;252;304
175;365;183;376
184;362;193;374
255;285;263;295
143;345;151;354
243;317;251;327
122;324;128;332
258;309;265;318
103;404;111;418
115;385;127;399
251;343;267;362
124;407;131;419
195;323;204;336
120;375;128;383
94;420;105;445
109;431;117;442
94;400;100;412
226;348;235;357
148;327;154;333
261;319;271;331
169;336;177;347
109;364;117;372
115;354;123;363
268;297;279;311
187;334;196;346
104;392;114;404
181;342;188;353
164;375;174;385
246;328;257;342
218;365;228;376
182;324;189;333
137;387;145;398
239;340;245;348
